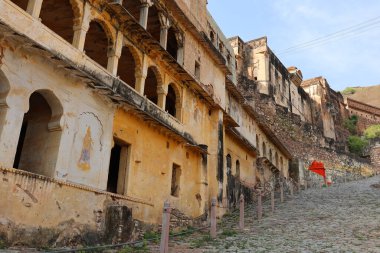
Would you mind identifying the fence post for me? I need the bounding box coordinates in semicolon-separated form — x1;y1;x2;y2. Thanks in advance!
210;197;217;238
271;189;275;214
280;181;284;203
160;201;171;253
239;194;244;230
290;182;294;196
257;189;262;221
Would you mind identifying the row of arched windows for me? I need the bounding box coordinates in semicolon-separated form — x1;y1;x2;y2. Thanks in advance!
10;0;183;119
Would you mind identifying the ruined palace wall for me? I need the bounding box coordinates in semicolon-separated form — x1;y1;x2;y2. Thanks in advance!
113;109;204;224
0;168;152;246
225;133;257;187
0;46;114;190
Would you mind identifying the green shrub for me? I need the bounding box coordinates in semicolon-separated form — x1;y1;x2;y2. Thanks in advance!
344;115;358;134
364;125;380;139
342;87;356;95
348;135;368;155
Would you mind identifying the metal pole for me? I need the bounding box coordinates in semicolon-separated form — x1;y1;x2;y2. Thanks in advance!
160;201;171;253
210;197;217;238
239;194;244;230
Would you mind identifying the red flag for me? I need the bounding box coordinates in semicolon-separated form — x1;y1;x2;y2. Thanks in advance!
308;161;326;178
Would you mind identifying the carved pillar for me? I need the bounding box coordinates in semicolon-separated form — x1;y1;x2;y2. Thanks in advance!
107;31;124;76
158;13;171;49
139;0;152;29
72;2;91;51
26;0;43;18
157;85;167;109
175;32;184;65
135;55;148;95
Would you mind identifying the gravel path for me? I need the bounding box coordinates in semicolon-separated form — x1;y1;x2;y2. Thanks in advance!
161;176;380;253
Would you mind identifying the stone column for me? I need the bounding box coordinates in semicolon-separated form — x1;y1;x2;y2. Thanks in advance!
175;32;184;65
135;55;148;95
139;0;152;29
107;31;124;76
0;105;25;168
26;0;43;18
157;85;167;109
72;2;91;51
159;13;171;49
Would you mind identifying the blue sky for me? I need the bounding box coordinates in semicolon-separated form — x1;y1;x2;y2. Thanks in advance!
207;0;380;91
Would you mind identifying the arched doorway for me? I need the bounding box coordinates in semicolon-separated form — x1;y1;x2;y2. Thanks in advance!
165;84;179;118
40;0;75;44
167;27;178;60
275;152;279;168
262;142;266;157
146;5;160;41
118;45;138;89
226;154;234;209
84;20;111;69
144;67;160;104
13;90;63;177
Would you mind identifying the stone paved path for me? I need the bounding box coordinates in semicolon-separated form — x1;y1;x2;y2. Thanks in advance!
153;176;380;253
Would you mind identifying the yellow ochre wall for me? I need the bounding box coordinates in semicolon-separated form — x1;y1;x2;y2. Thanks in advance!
113;109;205;224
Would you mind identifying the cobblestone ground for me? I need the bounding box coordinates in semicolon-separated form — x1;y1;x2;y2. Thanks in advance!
152;176;380;253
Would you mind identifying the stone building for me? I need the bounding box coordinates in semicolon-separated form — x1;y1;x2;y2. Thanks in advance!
346;97;380;134
229;36;349;151
0;0;291;247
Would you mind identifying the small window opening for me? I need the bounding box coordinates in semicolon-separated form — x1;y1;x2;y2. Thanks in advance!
170;164;181;197
194;61;200;80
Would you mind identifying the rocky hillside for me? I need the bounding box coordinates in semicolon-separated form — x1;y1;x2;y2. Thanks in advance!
343;85;380;108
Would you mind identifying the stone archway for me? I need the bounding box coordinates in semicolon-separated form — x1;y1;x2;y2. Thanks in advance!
13;90;63;177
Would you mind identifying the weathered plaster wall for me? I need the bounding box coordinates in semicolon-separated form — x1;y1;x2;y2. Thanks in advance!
113;109;204;223
0;46;114;190
0;168;150;247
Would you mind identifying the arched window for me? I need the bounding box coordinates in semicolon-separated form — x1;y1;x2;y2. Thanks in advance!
275;152;279;168
262;142;266;157
84;21;111;69
269;149;272;162
146;5;160;41
40;0;75;44
167;27;178;60
10;0;28;10
280;157;284;172
122;0;141;21
13;90;63;177
210;31;215;43
236;160;240;179
144;67;160;104
118;45;138;88
255;134;259;148
226;154;232;174
165;84;178;118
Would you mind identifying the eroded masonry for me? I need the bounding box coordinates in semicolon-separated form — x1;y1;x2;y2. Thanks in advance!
0;0;377;247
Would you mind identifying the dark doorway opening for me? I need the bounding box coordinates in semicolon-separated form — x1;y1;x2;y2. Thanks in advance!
107;143;122;193
107;140;130;194
13;122;28;169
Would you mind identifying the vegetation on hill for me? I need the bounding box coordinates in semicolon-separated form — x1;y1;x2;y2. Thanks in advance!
344;115;358;135
364;125;380;139
343;84;380;108
341;87;356;95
